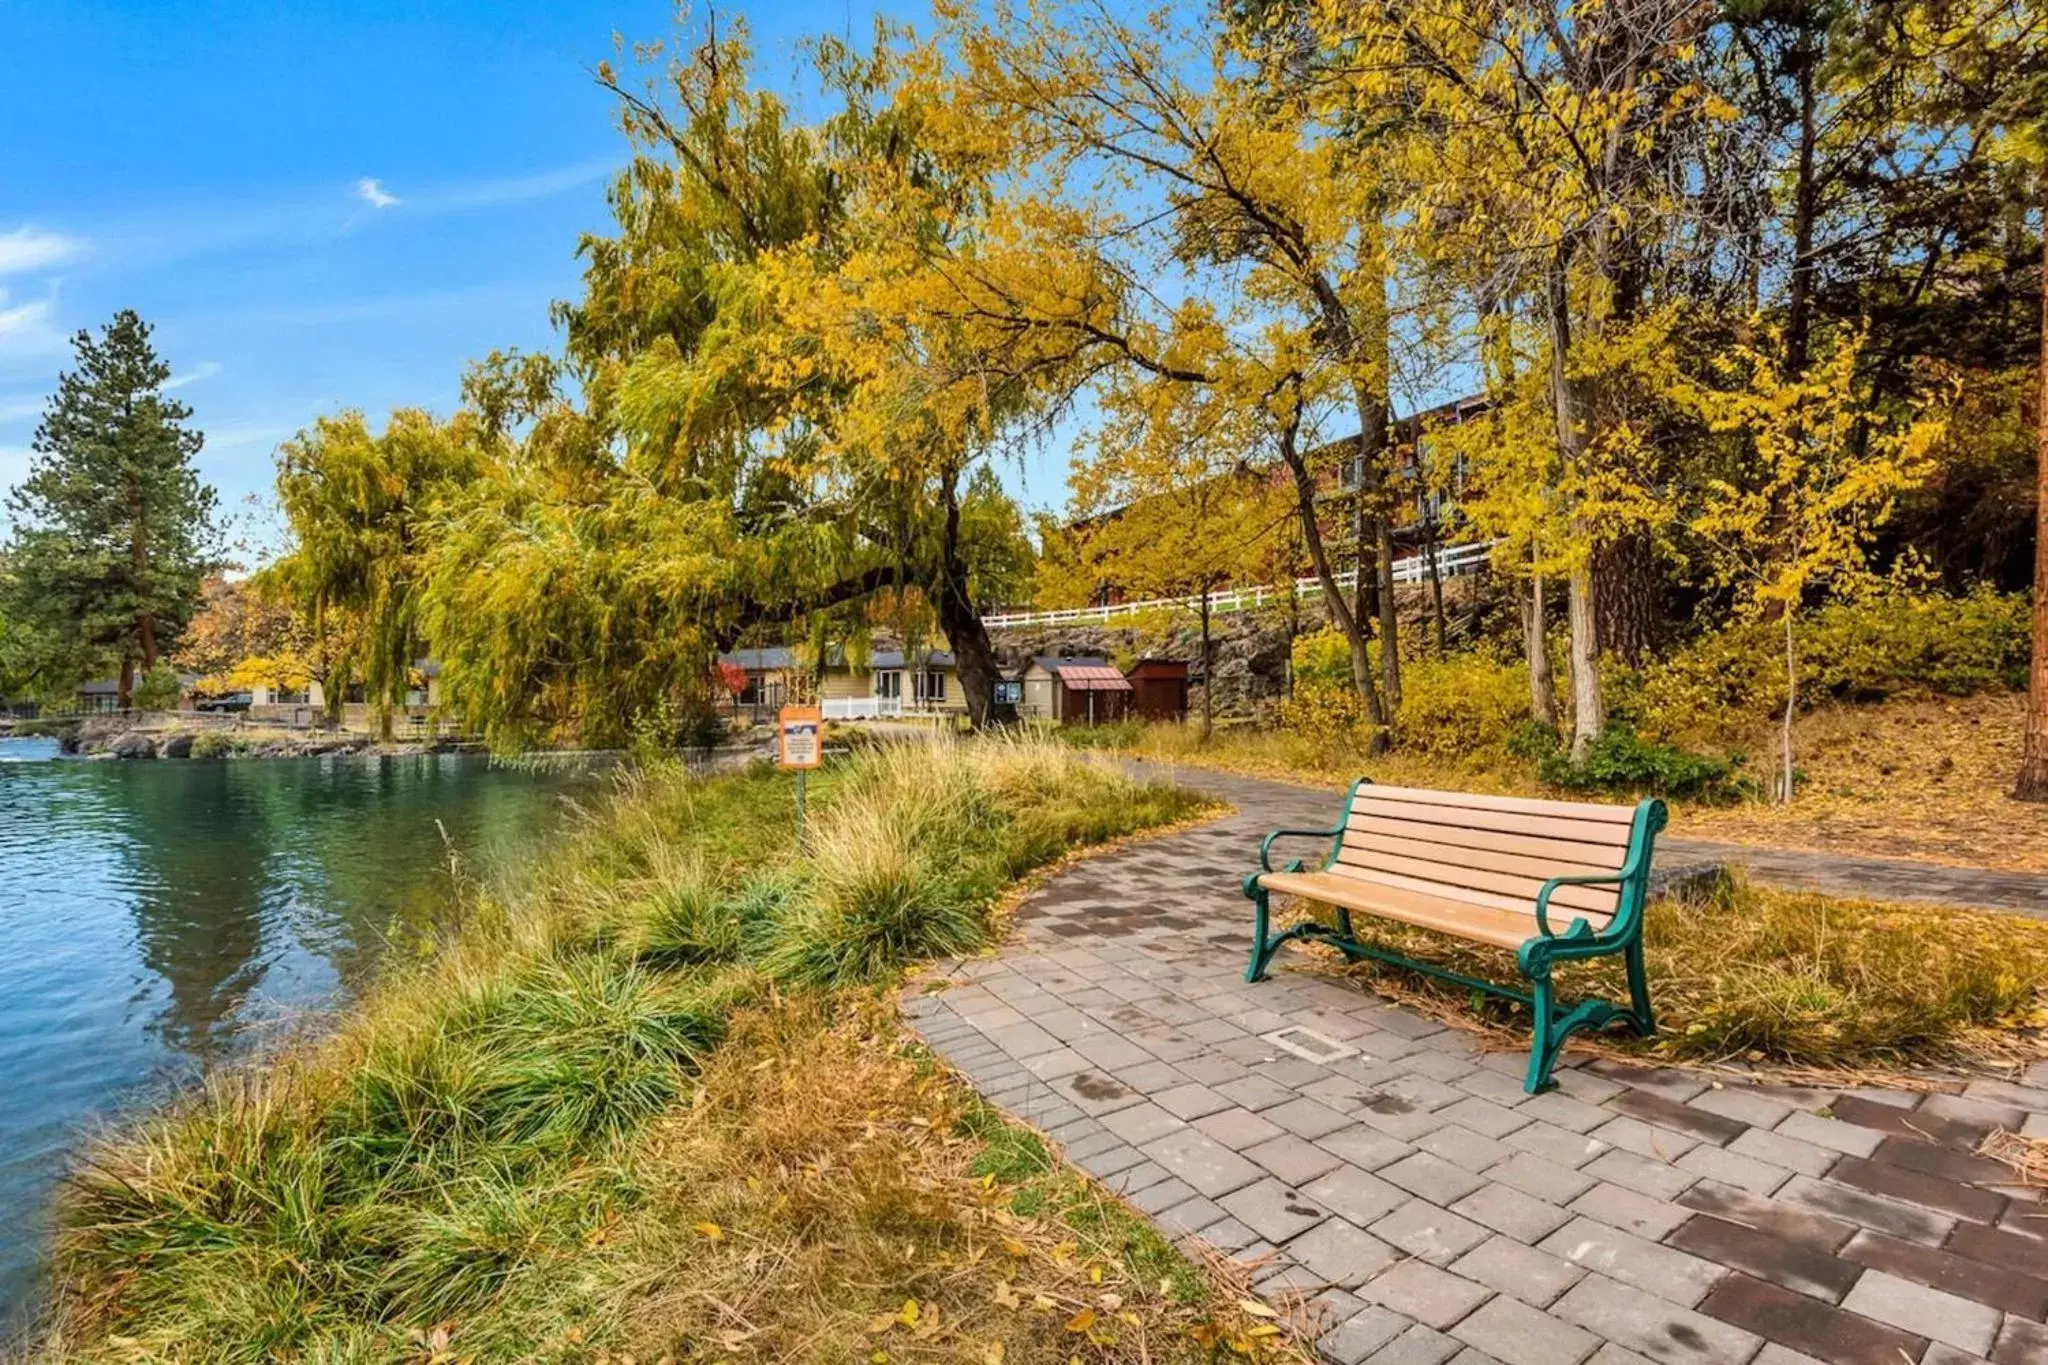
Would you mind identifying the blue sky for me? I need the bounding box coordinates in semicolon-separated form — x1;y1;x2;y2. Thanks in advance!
0;0;1083;550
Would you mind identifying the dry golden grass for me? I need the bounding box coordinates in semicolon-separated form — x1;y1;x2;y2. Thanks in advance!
1269;871;2048;1075
1100;695;2048;873
1681;694;2048;872
1981;1130;2048;1186
590;995;1312;1364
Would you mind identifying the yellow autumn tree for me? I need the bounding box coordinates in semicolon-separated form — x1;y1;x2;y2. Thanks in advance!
1690;331;1947;799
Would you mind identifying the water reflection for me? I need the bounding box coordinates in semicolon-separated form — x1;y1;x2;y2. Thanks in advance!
0;741;603;1315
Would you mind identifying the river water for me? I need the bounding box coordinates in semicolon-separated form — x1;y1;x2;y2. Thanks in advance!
0;737;607;1317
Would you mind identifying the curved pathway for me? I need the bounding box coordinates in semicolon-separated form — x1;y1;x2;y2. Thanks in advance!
903;763;2048;1365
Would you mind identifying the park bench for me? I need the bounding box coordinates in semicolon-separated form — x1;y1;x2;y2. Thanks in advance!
1243;781;1668;1094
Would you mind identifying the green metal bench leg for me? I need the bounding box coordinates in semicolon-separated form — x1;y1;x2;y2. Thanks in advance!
1624;940;1655;1036
1525;976;1560;1094
1245;884;1278;982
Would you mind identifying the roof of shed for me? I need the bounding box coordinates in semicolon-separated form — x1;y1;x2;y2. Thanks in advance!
1056;665;1132;691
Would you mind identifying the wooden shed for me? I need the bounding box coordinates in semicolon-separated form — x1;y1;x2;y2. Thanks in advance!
1124;658;1190;722
1018;656;1133;725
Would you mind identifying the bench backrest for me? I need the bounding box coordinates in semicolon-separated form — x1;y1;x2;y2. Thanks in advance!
1327;783;1666;932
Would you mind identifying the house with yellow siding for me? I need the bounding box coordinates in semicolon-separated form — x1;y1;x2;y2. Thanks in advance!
722;646;969;719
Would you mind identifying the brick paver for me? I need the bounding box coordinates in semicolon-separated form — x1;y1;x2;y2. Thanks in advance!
899;764;2048;1365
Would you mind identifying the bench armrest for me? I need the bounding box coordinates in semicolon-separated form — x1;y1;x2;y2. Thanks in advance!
1258;826;1344;874
1533;871;1626;938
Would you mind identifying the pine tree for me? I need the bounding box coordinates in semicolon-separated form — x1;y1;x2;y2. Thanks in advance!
4;310;219;706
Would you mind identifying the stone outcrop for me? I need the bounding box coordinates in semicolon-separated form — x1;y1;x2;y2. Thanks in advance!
109;731;157;760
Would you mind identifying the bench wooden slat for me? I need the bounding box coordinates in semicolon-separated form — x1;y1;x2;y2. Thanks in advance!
1348;797;1635;846
1324;864;1618;928
1344;814;1631;871
1331;840;1622;915
1259;870;1547;951
1358;784;1639;824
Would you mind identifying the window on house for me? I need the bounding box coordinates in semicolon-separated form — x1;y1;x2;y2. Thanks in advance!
875;670;903;700
914;670;946;703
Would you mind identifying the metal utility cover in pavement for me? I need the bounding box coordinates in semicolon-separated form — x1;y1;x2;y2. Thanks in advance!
1261;1025;1357;1064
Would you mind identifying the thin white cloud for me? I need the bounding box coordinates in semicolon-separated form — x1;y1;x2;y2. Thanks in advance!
202;422;296;454
162;360;222;391
0;291;67;367
410;159;612;213
0;226;84;276
355;178;400;210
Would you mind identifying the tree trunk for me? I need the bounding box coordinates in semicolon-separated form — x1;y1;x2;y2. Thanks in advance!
1593;534;1657;666
1781;611;1798;804
933;470;1001;729
1546;255;1605;757
1566;554;1603;758
1525;568;1558;729
1199;585;1214;739
1281;410;1386;750
1424;506;1448;654
1375;513;1401;705
138;613;159;668
2016;169;2048;800
1784;19;1820;381
118;656;134;711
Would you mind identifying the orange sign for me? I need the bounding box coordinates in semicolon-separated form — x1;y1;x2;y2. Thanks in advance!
778;704;822;769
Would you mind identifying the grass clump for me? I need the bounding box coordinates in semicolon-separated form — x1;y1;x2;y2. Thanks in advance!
37;735;1223;1363
1284;871;2048;1070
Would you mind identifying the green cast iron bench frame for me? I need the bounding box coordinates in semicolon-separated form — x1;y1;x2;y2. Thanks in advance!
1242;779;1668;1093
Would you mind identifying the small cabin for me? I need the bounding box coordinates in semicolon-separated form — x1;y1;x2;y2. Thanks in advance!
1018;656;1133;725
1125;658;1190;722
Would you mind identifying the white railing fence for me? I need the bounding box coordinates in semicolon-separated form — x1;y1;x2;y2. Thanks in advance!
983;539;1497;631
821;696;905;721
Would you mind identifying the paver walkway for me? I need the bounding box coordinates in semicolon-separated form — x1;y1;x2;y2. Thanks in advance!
902;763;2048;1365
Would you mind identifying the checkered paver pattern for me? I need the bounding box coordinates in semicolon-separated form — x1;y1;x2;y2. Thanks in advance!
902;767;2048;1365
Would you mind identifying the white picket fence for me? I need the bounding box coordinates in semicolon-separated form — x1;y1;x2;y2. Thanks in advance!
982;539;1496;631
821;696;905;721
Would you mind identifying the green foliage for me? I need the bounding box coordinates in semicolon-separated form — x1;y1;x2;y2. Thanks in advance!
1626;588;2029;743
130;663;183;712
1395;653;1533;763
1536;722;1741;799
187;729;236;759
269;409;482;732
2;311;219;699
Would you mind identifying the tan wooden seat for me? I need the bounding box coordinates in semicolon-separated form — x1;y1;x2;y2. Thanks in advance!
1242;780;1668;1093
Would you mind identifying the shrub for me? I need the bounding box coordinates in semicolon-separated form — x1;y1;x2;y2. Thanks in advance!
187;729;236;759
1630;588;2028;743
131;663;183;712
1537;722;1742;799
1396;652;1532;762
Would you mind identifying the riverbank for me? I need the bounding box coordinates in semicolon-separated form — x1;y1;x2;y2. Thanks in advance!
27;738;1307;1363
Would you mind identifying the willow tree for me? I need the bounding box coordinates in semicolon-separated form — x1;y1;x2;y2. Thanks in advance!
268;409;480;736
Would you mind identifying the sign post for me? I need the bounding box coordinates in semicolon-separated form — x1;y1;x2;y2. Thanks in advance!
777;704;822;848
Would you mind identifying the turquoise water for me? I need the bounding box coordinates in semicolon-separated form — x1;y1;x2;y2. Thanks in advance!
0;738;606;1317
